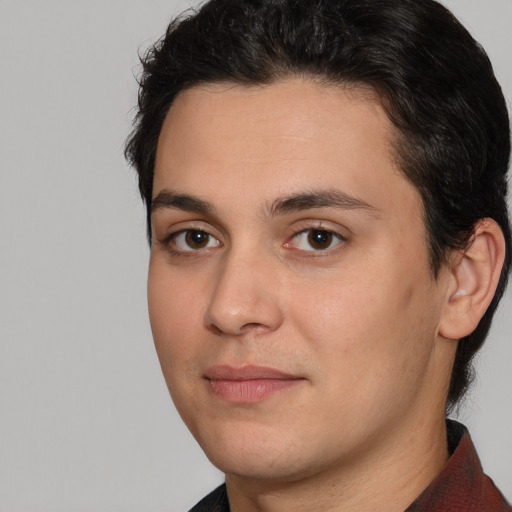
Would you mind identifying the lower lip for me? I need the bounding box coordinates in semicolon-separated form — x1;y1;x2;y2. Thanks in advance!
207;378;302;403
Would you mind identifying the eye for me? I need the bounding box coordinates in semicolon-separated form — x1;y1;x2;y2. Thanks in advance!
172;229;221;252
287;228;345;252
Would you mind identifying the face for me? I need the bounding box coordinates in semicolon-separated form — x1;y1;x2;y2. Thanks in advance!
149;79;453;484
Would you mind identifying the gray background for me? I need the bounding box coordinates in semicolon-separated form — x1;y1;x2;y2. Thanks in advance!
0;1;510;510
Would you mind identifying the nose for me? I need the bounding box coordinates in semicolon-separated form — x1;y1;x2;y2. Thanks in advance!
204;250;284;337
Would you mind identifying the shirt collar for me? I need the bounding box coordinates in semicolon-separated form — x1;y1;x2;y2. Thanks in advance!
406;419;510;511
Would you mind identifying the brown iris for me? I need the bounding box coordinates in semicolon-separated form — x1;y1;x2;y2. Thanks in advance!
185;230;210;249
307;230;334;250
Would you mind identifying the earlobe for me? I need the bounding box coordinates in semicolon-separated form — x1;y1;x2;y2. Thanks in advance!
439;219;506;340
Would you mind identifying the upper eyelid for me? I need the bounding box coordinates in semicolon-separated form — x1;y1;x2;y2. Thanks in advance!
289;220;349;239
152;210;219;228
293;226;346;238
163;226;220;243
155;220;223;239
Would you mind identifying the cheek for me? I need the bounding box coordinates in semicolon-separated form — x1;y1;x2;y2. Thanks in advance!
286;266;389;346
147;260;213;424
147;258;206;371
285;271;437;444
286;256;435;383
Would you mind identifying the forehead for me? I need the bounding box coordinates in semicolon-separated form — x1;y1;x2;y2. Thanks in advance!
153;78;420;222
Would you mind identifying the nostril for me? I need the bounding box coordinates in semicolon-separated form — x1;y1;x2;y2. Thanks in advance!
207;323;224;336
241;322;265;332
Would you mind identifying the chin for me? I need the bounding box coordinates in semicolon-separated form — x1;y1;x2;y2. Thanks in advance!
194;422;280;470
194;421;326;484
209;451;311;483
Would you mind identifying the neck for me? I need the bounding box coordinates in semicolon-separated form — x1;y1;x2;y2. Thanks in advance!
226;416;449;512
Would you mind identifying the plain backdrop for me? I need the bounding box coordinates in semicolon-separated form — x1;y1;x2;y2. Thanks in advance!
0;1;510;510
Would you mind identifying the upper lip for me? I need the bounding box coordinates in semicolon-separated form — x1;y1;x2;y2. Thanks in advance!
204;365;301;380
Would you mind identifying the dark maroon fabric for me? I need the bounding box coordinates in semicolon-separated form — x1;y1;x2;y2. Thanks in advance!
406;421;511;511
189;484;229;512
189;421;510;512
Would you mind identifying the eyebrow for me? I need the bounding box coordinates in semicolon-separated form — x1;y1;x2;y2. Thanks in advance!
151;190;216;216
151;188;377;218
268;189;377;217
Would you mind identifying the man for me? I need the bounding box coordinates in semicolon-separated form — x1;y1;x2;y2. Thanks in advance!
125;0;511;510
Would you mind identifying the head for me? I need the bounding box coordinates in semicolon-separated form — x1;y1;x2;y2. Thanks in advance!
126;0;511;412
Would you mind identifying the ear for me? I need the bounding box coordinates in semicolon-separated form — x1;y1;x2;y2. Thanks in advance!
439;218;506;340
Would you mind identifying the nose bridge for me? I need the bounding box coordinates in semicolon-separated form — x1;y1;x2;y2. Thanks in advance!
204;243;283;336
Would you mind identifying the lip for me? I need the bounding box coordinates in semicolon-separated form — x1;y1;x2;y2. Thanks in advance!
204;365;304;403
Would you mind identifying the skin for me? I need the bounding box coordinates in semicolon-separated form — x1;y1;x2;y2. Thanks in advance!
148;78;468;511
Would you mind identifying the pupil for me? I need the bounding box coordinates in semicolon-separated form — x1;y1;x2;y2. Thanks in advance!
186;230;208;248
308;230;332;249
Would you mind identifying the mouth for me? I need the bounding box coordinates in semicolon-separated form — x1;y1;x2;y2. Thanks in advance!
204;365;305;403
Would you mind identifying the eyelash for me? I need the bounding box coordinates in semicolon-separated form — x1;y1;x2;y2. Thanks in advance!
158;226;347;256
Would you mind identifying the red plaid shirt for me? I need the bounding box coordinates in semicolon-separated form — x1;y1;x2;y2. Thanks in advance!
190;421;511;512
